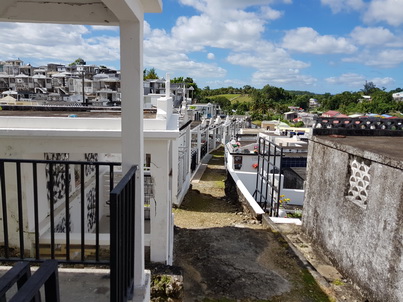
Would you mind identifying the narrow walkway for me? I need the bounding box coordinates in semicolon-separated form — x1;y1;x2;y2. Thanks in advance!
173;148;331;301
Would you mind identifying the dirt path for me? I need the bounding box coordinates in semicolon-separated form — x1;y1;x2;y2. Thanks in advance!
172;149;331;302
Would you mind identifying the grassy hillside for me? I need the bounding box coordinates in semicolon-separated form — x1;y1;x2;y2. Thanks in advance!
208;94;253;103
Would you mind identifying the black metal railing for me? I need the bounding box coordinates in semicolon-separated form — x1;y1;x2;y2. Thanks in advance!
0;262;34;301
190;149;198;173
0;158;121;264
0;260;60;302
110;165;138;302
200;142;208;160
253;137;283;216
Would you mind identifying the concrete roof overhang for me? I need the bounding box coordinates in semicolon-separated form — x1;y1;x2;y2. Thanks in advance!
0;0;162;25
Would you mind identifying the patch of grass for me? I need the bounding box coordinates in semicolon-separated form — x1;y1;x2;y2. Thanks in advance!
252;120;262;127
207;94;240;101
206;94;253;103
232;94;253;103
180;191;213;212
210;148;225;159
332;279;345;286
299;269;331;301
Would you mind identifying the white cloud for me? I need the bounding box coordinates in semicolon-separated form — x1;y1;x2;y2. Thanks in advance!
371;77;395;87
326;73;394;88
144;24;226;78
171;13;265;50
321;0;365;13
364;0;403;26
282;27;357;54
145;0;320;87
350;26;395;47
179;0;290;12
260;6;283;20
206;79;246;88
90;25;119;31
0;23;120;64
326;73;366;86
207;53;215;59
343;49;403;68
226;42;316;86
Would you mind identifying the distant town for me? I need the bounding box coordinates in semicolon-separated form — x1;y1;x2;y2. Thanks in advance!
0;58;189;108
1;58;402;126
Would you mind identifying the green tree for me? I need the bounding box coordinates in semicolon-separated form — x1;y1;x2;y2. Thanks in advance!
144;68;159;80
261;84;290;104
210;96;231;112
361;81;379;95
171;77;184;83
292;95;310;110
69;58;86;66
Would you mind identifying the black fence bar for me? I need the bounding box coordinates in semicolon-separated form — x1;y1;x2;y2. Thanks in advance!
200;142;208;160
80;164;85;263
0;162;10;259
95;165;100;262
8;260;60;302
0;262;32;302
64;163;70;262
16;163;24;259
253;137;284;217
0;158;121;265
190;149;198;173
49;163;55;260
32;163;40;260
110;165;138;302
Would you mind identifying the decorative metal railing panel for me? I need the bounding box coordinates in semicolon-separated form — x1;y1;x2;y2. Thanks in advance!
0;157;121;264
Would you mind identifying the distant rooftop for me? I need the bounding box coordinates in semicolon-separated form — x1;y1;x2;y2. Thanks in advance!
312;135;403;169
0;106;157;119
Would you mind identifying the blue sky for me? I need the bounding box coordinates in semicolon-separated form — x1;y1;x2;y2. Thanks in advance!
1;0;403;94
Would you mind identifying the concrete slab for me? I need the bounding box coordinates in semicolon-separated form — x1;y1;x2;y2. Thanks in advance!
191;154;212;183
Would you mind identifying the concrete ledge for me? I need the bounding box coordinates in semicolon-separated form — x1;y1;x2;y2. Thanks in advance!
191;154;212;183
225;168;264;220
132;270;151;302
269;217;302;225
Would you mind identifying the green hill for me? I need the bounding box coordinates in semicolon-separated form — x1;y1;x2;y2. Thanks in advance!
207;94;253;103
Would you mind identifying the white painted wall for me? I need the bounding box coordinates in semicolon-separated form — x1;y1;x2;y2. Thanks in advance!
226;145;305;214
144;139;173;265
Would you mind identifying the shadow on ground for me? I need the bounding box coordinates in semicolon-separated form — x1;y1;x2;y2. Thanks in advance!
174;224;330;302
172;148;331;302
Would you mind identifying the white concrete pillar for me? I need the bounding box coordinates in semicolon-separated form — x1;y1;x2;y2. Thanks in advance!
120;20;145;288
206;127;210;153
171;137;179;207
186;124;192;177
165;74;170;98
213;127;217;149
197;127;201;163
149;140;171;264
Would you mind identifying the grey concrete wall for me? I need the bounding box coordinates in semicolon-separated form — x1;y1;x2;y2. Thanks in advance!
303;136;403;302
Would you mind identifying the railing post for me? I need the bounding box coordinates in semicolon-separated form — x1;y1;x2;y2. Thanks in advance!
110;166;138;302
